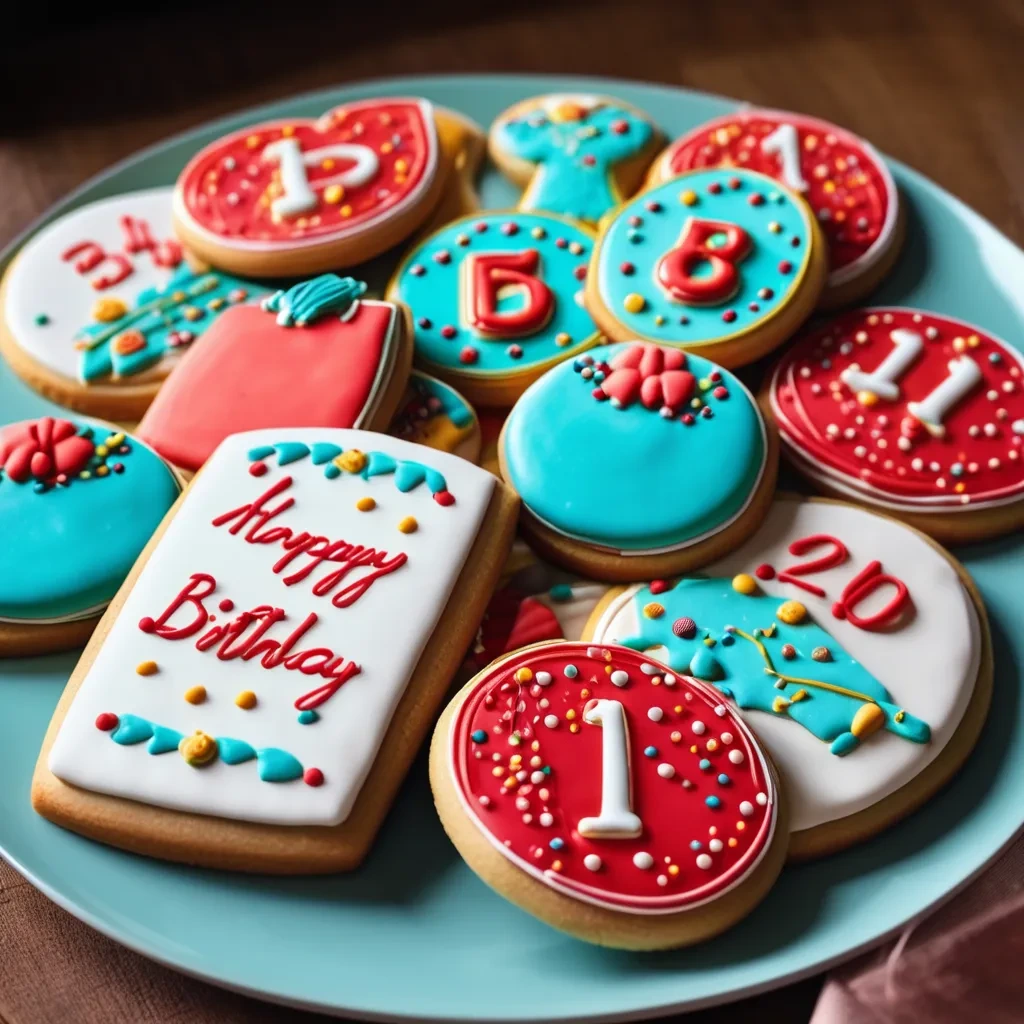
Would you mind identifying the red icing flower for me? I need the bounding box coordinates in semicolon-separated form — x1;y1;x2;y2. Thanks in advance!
599;343;696;415
0;417;94;483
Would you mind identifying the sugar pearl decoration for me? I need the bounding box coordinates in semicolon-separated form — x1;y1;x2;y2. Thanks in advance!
633;851;654;870
647;707;664;722
691;721;706;735
696;854;713;870
544;715;559;728
709;839;724;853
535;671;552;686
539;812;554;827
740;801;754;816
657;763;676;779
729;749;745;765
610;670;629;687
584;854;603;872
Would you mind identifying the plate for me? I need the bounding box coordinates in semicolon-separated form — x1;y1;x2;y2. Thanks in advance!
2;74;1023;1023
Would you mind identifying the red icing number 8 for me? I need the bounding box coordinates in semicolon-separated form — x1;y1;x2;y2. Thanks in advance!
656;218;751;305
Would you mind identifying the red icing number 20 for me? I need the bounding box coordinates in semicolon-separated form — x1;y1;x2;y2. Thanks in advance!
655;218;751;305
774;533;910;631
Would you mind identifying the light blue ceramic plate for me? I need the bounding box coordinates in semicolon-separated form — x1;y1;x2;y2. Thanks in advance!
1;74;1023;1023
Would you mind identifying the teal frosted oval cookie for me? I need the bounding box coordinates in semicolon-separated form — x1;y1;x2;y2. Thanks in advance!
0;415;180;643
387;211;601;405
586;169;826;368
500;341;774;578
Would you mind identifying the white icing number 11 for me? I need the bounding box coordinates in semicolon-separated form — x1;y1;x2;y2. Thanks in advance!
577;699;643;838
262;139;381;219
840;329;982;436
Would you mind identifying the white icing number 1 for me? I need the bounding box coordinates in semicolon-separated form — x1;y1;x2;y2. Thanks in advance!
577;699;642;839
840;329;982;436
762;123;808;192
262;139;381;219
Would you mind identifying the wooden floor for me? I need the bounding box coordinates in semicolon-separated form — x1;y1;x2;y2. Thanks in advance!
0;0;1021;1021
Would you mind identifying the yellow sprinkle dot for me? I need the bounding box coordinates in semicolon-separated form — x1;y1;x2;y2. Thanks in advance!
668;864;680;876
509;755;522;765
79;471;91;480
569;723;580;733
732;573;758;595
709;826;717;836
281;125;295;137
728;837;738;848
674;706;683;713
245;134;261;149
179;730;217;767
565;710;576;720
492;766;505;777
324;184;344;204
857;390;880;407
651;676;661;686
503;777;517;788
643;602;664;619
690;744;698;754
706;739;718;752
671;731;682;743
395;158;408;173
356;496;376;512
736;821;746;831
551;860;563;872
531;226;547;239
768;221;782;233
581;688;590;698
605;665;613;675
92;296;128;322
690;397;703;410
531;741;540;752
235;690;257;710
680;189;698;206
184;685;207;705
321;158;336;171
555;332;572;347
108;433;125;446
136;660;158;676
95;465;109;477
340;204;353;217
380;141;394;154
623;293;646;314
654;315;665;326
508;734;521;746
777;600;807;625
398;516;418;534
514;667;534;684
955;482;966;493
334;448;367;473
952;337;967;353
967;334;980;348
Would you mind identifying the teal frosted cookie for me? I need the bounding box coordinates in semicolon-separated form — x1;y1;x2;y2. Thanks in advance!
387;211;601;406
586;168;826;368
388;371;481;463
499;341;776;580
0;415;180;653
488;93;662;224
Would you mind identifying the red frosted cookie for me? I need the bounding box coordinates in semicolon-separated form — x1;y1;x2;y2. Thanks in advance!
765;308;1024;541
650;109;903;307
172;98;444;277
137;275;412;473
431;641;786;948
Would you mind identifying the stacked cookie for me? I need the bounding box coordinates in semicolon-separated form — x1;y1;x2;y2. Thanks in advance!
1;92;1008;952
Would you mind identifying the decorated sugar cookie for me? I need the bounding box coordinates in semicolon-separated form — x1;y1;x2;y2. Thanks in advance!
0;416;181;657
766;308;1024;542
585;168;827;368
499;341;777;581
388;210;601;405
0;188;265;419
649;109;903;307
430;641;786;949
388;371;481;463
489;94;662;224
32;429;518;872
584;496;991;858
137;276;412;474
172;98;444;278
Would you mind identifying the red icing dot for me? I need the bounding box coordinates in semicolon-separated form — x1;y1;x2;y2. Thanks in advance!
778;260;793;274
707;182;722;195
573;265;588;280
832;602;847;619
410;264;426;277
95;712;118;732
303;768;325;787
722;310;737;323
434;490;456;507
555;237;568;249
645;200;663;213
507;344;524;359
755;563;775;580
417;316;432;329
620;262;635;275
727;176;742;190
681;413;695;425
474;221;488;233
459;346;479;365
791;236;801;247
709;371;722;382
648;579;671;595
713;386;729;399
433;250;451;264
748;302;760;312
440;325;457;339
138;616;156;633
581;154;597;166
249;462;268;477
219;598;235;612
701;406;714;418
501;222;519;236
610;119;630;134
112;463;125;474
592;387;609;401
748;193;765;206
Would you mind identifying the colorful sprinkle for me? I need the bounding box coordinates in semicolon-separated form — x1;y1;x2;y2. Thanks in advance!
135;660;158;676
184;685;207;705
235;690;257;710
398;516;418;534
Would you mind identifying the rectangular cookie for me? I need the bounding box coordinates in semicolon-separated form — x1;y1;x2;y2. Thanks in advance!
32;428;518;873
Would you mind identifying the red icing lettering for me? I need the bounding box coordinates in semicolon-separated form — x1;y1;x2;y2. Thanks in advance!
294;660;363;710
777;534;849;597
656;218;751;305
120;214;183;268
211;477;406;606
61;240;133;290
138;573;216;639
832;560;911;631
466;249;554;337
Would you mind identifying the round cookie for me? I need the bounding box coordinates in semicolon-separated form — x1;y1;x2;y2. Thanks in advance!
648;109;904;308
499;341;778;581
137;275;412;475
431;641;786;949
583;495;992;859
0;188;265;420
388;370;481;463
585;168;827;368
0;415;182;657
765;307;1024;542
387;210;601;406
489;93;663;224
172;98;444;278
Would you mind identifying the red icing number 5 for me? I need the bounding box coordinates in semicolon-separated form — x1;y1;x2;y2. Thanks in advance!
655;218;751;305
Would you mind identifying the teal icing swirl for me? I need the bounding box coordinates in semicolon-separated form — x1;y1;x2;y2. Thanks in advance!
261;275;367;327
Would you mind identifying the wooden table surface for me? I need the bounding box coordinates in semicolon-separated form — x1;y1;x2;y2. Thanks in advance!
1;1;1022;1021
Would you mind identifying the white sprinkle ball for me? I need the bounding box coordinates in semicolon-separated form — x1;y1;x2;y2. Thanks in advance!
691;721;706;736
647;707;664;722
633;851;654;870
729;749;745;765
584;854;602;872
696;854;713;870
657;763;676;779
740;801;754;817
544;715;559;729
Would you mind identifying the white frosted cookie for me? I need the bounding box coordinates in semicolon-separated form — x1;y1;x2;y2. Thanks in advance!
584;496;990;858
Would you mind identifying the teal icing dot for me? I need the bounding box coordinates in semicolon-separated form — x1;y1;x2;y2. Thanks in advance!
564;665;578;679
550;838;565;850
705;796;722;809
699;758;712;771
690;840;703;851
471;729;488;743
717;773;731;785
323;463;341;479
297;710;320;726
257;748;304;783
644;746;658;758
549;583;574;602
34;313;49;326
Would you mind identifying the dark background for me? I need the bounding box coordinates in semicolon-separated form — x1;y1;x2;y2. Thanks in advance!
1;1;1022;1021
